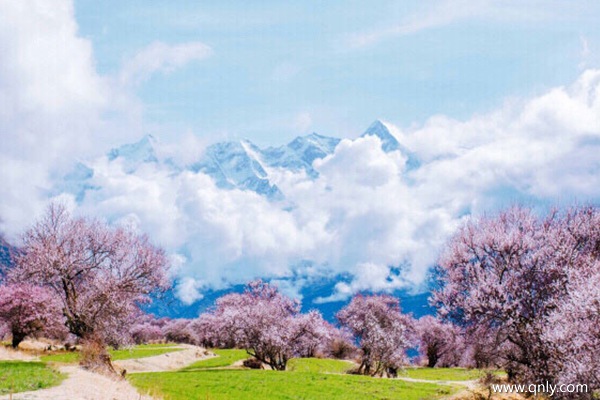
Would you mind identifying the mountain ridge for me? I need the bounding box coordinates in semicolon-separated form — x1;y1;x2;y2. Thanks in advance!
65;120;416;202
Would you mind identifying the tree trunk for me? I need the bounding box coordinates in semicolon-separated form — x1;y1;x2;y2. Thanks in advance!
80;336;117;375
11;332;26;349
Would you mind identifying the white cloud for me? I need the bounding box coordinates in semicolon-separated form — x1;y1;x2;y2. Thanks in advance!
0;1;213;239
0;0;118;236
119;41;212;87
175;276;204;304
344;0;599;49
346;0;487;49
1;1;599;304
67;69;599;303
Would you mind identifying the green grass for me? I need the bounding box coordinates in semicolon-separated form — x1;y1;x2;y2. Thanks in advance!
129;369;457;400
401;367;495;381
0;361;65;395
40;344;183;364
39;352;80;364
182;348;249;370
287;358;354;374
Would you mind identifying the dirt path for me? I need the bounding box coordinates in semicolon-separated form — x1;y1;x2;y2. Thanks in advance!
0;365;154;400
396;376;478;388
0;345;212;400
0;347;38;362
114;344;213;373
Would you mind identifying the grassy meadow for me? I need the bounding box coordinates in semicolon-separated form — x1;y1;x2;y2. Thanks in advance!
130;369;455;400
40;343;183;364
129;349;462;400
0;361;65;395
401;367;500;381
182;348;248;370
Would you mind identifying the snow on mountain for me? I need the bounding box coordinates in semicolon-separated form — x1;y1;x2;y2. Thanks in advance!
107;135;159;173
52;162;98;202
57;121;418;202
189;140;283;200
261;133;341;178
362;120;420;170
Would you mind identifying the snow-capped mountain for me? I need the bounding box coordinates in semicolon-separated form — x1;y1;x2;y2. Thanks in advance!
362;120;420;170
189;140;283;200
59;120;416;202
261;132;341;178
107;134;158;173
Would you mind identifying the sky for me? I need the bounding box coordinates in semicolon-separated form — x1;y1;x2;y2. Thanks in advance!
73;0;600;144
1;1;599;304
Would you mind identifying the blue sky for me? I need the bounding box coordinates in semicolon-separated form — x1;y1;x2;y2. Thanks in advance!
74;1;600;145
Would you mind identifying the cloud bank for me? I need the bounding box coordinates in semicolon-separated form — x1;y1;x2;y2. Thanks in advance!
58;70;600;304
0;1;211;237
1;1;599;304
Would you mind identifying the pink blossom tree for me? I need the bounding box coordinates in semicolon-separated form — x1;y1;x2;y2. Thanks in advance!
9;204;170;370
129;314;168;344
326;327;357;360
200;280;324;370
193;312;226;348
415;315;463;368
337;294;413;377
460;325;506;369
432;205;599;390
289;310;333;358
0;283;66;348
162;318;198;344
542;207;600;398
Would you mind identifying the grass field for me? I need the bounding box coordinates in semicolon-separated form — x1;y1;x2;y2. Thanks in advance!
0;361;65;395
287;358;355;374
40;343;183;364
183;348;249;370
130;369;456;400
402;367;501;381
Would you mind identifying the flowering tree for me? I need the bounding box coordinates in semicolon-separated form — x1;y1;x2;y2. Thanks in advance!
289;310;333;358
337;294;413;377
327;327;357;360
193;312;226;348
544;274;600;397
0;283;66;348
432;206;600;390
162;318;198;344
9;204;169;369
415;315;463;368
542;207;600;398
460;325;506;369
129;314;168;344
200;280;315;370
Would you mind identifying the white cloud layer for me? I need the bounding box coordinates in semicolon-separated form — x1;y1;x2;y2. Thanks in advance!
345;0;600;49
58;69;600;303
119;41;213;87
1;1;599;304
0;1;211;237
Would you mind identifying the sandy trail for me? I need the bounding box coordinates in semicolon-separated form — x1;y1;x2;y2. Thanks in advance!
0;345;212;400
396;376;477;388
0;365;153;400
0;346;38;362
114;344;213;373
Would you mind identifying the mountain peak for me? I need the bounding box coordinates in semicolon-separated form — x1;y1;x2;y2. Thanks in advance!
362;120;401;152
107;134;158;169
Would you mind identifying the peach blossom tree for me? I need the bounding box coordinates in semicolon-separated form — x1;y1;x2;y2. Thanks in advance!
337;294;413;377
0;283;66;348
9;204;169;369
